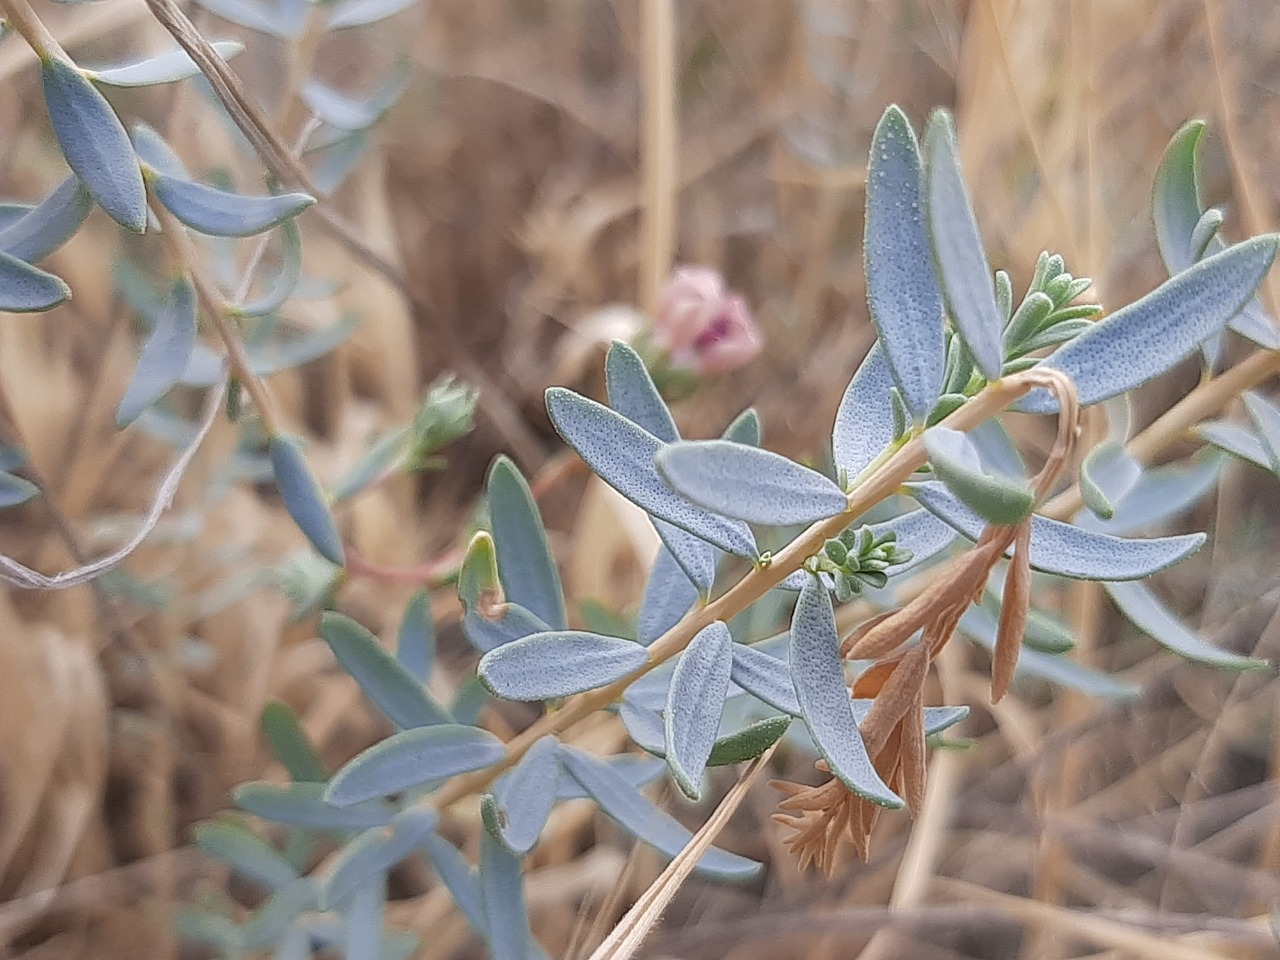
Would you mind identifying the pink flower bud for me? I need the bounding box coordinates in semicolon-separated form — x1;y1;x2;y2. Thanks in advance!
653;266;763;376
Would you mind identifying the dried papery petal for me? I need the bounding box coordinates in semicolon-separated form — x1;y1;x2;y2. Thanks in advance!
840;610;898;658
992;520;1033;703
900;688;927;814
858;644;929;755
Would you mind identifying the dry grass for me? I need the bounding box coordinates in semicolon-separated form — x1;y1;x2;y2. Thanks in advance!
2;0;1280;957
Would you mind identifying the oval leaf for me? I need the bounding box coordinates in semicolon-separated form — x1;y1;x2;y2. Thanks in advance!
483;736;561;855
397;589;435;684
1153;119;1205;275
664;621;733;799
790;575;901;807
325;724;505;806
152;175;314;237
832;343;896;482
706;715;791;766
270;435;345;566
325;807;439;907
864;105;945;417
545;387;756;558
87;40;245;86
1078;441;1142;521
729;641;801;716
41;58;146;232
0;472;38;508
1021;236;1280;412
656;440;848;526
0;250;70;312
477;631;649;701
1195;420;1270;470
923;110;1003;379
194;821;299;890
327;0;419;28
488;456;567;630
235;781;393;829
959;607;1140;700
912;481;1205;580
653;517;717;595
637;544;700;646
605;339;679;441
232;217;302;317
1106;580;1268;671
116;276;197;427
923;427;1034;526
0;176;93;262
480;829;537;960
556;744;760;879
1077;454;1224;537
320;612;451;728
1243;392;1280;473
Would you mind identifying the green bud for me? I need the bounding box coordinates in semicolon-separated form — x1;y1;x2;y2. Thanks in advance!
407;375;478;469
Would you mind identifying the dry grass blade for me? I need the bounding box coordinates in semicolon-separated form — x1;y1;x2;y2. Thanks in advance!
585;742;779;960
991;519;1031;704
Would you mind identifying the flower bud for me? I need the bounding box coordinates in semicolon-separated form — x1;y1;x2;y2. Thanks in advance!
408;375;478;468
653;266;763;376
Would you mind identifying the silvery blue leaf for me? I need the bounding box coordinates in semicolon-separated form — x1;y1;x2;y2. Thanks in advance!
325;724;506;806
1244;392;1280;473
556;744;760;879
0;205;31;231
554;755;665;801
153;176;314;237
450;675;489;726
1108;580;1268;671
912;481;1205;580
923;427;1034;525
1077;454;1223;537
319;613;452;728
260;700;326;783
653;519;717;595
396;590;434;684
729;641;800;716
1078;441;1142;521
637;544;699;646
234;781;393;829
959;607;1141;700
269;436;345;566
343;881;386;960
301;62;411;132
864;106;945;417
41;58;145;232
922;110;1003;379
194;0;292;35
116;277;197;427
545;387;757;557
968;419;1025;479
848;699;970;737
194;821;299;890
483;736;561;855
419;833;486;933
1020;236;1280;413
242;315;359;379
240;878;319;951
86;40;245;87
0;447;24;472
327;0;419;29
131;123;188;179
832;343;895;482
488;456;567;631
1153;120;1207;275
480;830;537;960
619;699;666;754
656;440;849;526
664;622;733;799
0;251;70;312
325;807;439;906
478;631;648;701
0;176;92;262
605;339;678;442
232;218;302;317
0;472;38;508
722;407;762;446
463;602;549;654
1152;120;1279;351
1195;420;1269;470
306;129;371;196
790;576;901;807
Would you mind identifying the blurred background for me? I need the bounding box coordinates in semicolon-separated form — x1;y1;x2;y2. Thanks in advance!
2;0;1280;957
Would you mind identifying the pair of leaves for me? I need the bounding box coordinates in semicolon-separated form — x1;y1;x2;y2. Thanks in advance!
0;174;94;312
